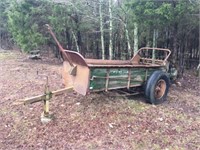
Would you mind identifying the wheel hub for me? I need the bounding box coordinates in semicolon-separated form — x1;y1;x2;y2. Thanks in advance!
154;79;166;99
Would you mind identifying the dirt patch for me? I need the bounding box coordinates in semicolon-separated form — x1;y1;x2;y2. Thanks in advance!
0;50;199;150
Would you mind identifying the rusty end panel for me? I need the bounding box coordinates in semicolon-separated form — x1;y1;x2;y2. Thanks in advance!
64;50;88;67
62;50;90;95
63;61;90;96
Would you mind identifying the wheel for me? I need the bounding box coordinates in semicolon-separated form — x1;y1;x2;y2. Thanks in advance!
145;71;170;104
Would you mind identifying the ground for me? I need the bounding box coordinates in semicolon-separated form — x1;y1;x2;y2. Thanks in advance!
0;50;199;150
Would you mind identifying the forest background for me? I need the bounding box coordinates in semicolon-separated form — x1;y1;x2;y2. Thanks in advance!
0;0;199;75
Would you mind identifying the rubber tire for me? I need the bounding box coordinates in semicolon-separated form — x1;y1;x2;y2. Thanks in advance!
145;70;170;105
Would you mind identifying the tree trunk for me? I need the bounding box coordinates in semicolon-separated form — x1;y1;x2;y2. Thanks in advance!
71;29;80;53
172;23;178;65
109;0;113;60
152;28;158;63
133;22;138;56
0;31;2;49
165;27;170;48
125;23;131;58
99;0;105;60
95;33;99;59
77;29;82;55
65;29;72;50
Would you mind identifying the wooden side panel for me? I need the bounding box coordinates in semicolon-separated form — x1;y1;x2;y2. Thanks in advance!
89;67;163;92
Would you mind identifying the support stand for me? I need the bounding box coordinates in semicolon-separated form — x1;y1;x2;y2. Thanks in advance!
40;80;53;123
14;76;73;123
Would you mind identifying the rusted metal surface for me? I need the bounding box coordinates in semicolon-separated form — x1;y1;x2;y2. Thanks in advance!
63;50;88;67
46;25;89;95
73;65;90;95
46;24;88;67
86;59;131;65
154;79;166;99
63;61;90;95
87;64;161;68
131;47;171;65
46;24;74;67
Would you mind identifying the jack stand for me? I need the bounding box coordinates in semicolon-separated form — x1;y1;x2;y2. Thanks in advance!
14;75;74;122
41;77;53;123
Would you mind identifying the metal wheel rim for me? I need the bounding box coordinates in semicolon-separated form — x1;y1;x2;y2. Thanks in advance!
154;79;166;99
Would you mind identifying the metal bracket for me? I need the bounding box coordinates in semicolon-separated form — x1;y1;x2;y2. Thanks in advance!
69;65;77;76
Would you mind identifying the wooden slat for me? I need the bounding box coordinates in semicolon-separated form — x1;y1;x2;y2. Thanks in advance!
14;87;74;105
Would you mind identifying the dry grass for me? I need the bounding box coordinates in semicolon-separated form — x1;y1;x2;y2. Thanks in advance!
0;50;199;150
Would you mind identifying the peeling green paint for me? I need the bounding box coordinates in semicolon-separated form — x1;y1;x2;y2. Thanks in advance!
89;67;164;91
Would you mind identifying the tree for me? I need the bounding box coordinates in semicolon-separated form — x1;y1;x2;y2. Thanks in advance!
7;0;49;52
0;0;11;49
99;0;105;59
108;0;113;59
125;0;199;71
0;0;198;71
